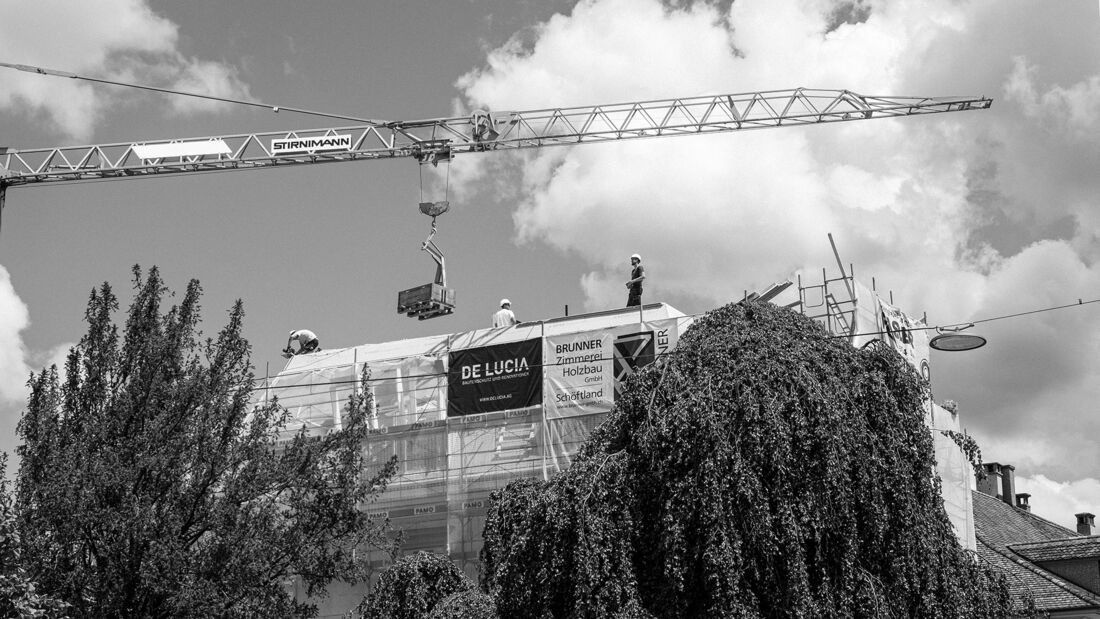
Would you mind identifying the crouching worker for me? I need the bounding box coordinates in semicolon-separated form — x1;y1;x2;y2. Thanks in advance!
284;329;320;357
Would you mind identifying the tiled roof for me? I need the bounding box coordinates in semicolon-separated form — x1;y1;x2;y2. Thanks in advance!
973;490;1077;546
973;490;1100;612
1010;536;1100;563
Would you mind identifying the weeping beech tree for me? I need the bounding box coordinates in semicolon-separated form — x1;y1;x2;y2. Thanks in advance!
481;300;1022;618
16;267;397;618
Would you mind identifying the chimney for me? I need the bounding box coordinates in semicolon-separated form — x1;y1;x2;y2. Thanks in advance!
1000;464;1016;507
977;463;1004;500
1076;513;1095;536
1015;493;1031;512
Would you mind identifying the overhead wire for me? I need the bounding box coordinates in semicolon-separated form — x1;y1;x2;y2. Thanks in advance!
969;297;1100;326
835;296;1100;341
258;294;1100;392
32;295;1093;395
0;61;388;125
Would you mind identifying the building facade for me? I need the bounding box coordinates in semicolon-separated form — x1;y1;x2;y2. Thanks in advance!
264;290;976;616
265;304;691;615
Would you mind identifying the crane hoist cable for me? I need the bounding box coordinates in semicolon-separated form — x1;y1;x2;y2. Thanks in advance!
417;157;451;284
396;160;455;320
418;161;450;287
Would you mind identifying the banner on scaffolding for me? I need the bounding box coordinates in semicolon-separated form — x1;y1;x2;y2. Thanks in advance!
850;281;930;382
447;338;542;416
543;319;681;418
879;297;931;382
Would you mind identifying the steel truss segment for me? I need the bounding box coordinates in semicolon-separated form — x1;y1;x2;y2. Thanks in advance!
0;88;991;187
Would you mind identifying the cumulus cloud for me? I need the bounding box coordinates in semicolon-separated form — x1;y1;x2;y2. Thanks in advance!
1016;474;1100;531
0;264;74;459
453;0;989;308
165;58;253;115
0;0;250;140
1005;56;1100;138
934;240;1100;480
0;265;72;402
0;266;31;403
451;0;1100;483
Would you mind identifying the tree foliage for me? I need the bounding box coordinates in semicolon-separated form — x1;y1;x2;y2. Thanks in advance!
0;455;69;619
426;588;498;619
355;551;490;619
15;267;397;618
481;300;1020;618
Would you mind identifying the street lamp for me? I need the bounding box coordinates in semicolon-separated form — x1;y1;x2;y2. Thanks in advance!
929;323;987;352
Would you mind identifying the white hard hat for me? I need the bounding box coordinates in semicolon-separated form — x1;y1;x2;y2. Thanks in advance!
500;298;511;307
289;330;296;336
630;253;641;261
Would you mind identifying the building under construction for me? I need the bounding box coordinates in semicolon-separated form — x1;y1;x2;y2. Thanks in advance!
262;280;975;617
266;303;691;614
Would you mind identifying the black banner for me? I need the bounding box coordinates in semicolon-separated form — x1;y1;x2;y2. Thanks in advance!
447;338;542;417
613;331;655;398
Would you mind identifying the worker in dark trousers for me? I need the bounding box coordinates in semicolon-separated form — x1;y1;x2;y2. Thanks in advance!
625;253;645;307
285;329;320;356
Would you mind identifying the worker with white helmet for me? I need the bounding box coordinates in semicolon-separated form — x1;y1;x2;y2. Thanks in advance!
492;299;517;328
284;329;320;357
625;253;646;307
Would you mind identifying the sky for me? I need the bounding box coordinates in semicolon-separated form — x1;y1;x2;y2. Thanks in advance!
1;0;1099;529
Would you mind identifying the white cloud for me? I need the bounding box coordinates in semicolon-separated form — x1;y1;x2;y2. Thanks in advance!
0;265;31;403
453;0;991;310
452;0;1100;484
0;265;74;459
939;241;1100;476
166;58;253;116
1005;56;1100;139
0;265;71;402
0;0;250;140
1016;474;1100;531
458;0;742;110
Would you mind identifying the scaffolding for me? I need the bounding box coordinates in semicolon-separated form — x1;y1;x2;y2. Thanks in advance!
796;258;975;553
257;304;693;592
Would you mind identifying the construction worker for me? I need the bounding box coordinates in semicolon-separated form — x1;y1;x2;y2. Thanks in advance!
492;299;517;328
285;329;320;356
626;253;646;307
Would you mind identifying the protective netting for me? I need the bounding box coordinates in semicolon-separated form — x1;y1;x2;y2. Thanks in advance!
260;306;692;580
928;402;977;551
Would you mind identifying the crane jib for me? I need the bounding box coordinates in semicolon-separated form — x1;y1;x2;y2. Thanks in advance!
0;89;993;188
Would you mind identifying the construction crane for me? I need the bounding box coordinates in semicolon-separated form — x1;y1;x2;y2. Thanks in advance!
0;88;991;189
0;63;993;318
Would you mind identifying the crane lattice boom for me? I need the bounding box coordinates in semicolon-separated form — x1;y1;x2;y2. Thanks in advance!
0;88;990;189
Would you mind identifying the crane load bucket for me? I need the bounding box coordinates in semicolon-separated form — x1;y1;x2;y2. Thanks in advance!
419;201;450;217
398;283;455;320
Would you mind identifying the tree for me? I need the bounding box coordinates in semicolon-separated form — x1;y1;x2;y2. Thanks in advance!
0;455;69;619
15;267;398;618
480;300;1024;618
354;551;490;619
